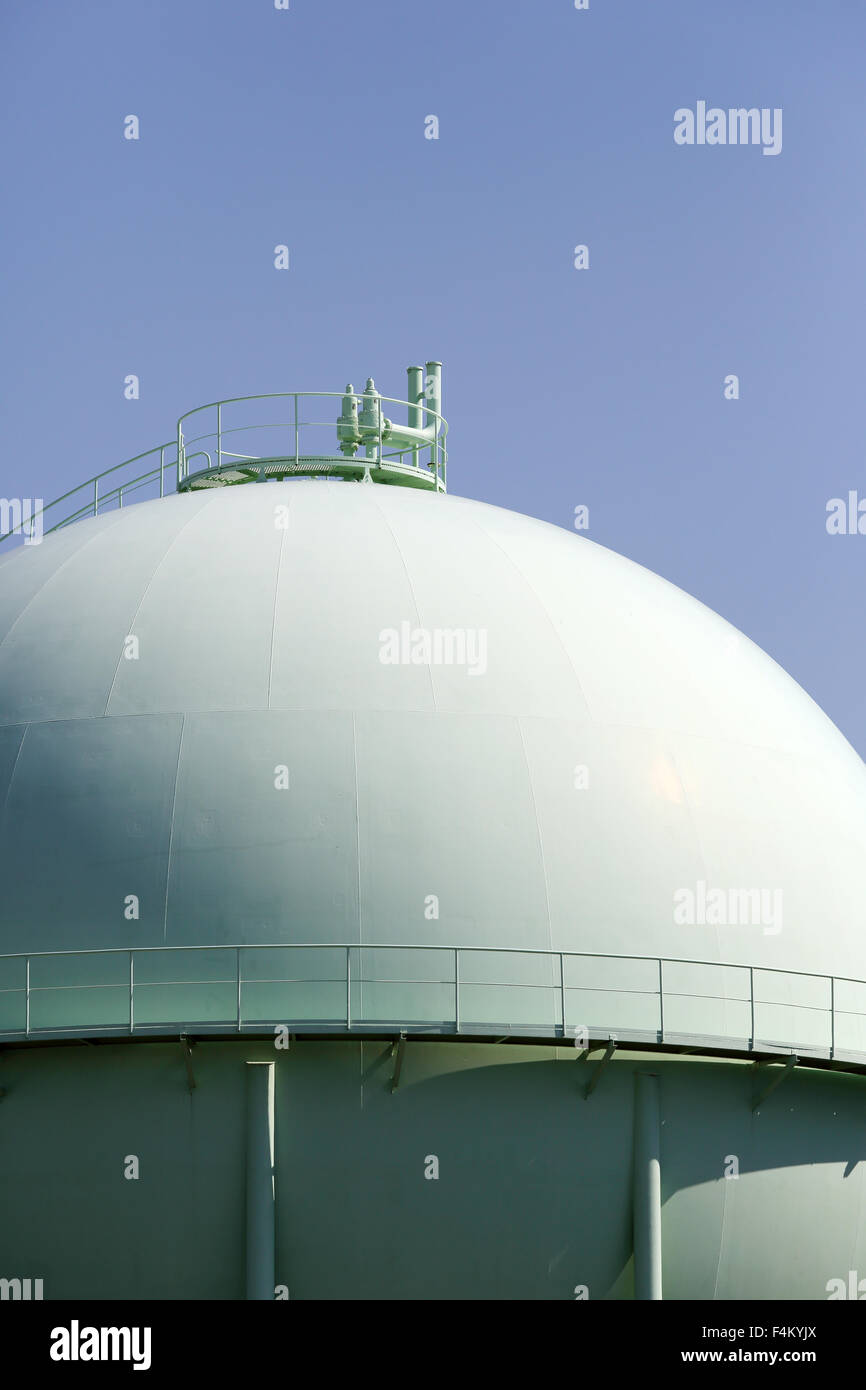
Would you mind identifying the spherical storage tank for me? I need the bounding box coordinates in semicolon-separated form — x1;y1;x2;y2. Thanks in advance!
1;366;866;1302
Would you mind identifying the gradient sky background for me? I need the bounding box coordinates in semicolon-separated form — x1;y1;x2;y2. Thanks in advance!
2;1;865;752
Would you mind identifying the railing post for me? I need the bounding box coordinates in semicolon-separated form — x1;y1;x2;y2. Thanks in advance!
749;966;755;1050
346;946;351;1029
559;952;566;1038
830;976;835;1058
25;957;30;1036
658;958;664;1042
237;947;242;1031
159;446;166;498
93;478;99;517
216;402;222;474
455;948;460;1032
129;951;134;1033
294;394;299;464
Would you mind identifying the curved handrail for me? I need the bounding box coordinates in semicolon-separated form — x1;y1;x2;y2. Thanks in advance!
0;942;862;1067
0;389;449;549
176;391;447;491
0;442;177;547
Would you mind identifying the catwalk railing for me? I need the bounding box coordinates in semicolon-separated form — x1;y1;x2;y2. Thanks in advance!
0;442;177;546
176;392;447;491
0;390;448;548
1;943;865;1063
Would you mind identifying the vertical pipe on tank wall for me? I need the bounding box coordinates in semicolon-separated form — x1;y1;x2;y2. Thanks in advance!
424;361;441;421
407;366;424;470
407;366;424;430
245;1060;276;1301
425;361;442;478
633;1072;662;1300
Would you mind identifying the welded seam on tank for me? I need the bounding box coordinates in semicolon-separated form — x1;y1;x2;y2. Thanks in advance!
360;1039;365;1112
515;717;554;955
0;511;128;663
101;493;222;717
712;1119;732;1300
351;709;363;949
456;502;728;994
366;488;437;710
453;508;593;719
162;712;186;944
667;747;721;974
0;723;30;842
266;507;289;709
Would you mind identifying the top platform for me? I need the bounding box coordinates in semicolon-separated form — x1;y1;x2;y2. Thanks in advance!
0;366;448;547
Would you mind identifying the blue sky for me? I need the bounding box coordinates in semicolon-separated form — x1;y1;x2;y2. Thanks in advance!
2;0;865;752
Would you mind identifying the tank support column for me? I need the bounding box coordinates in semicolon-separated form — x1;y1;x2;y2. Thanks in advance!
245;1061;276;1300
633;1072;662;1300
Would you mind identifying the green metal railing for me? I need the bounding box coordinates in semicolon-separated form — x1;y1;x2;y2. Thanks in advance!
0;442;178;547
1;943;864;1067
0;389;448;549
176;392;447;492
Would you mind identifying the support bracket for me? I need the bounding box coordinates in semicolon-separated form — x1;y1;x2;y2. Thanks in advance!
180;1034;196;1093
752;1053;797;1111
584;1037;617;1100
390;1032;407;1093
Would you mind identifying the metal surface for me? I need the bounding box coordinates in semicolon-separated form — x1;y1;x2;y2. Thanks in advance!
2;401;866;1302
4;1037;865;1300
2;482;865;1000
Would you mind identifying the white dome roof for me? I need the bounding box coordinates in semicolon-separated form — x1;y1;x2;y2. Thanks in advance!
0;480;864;986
